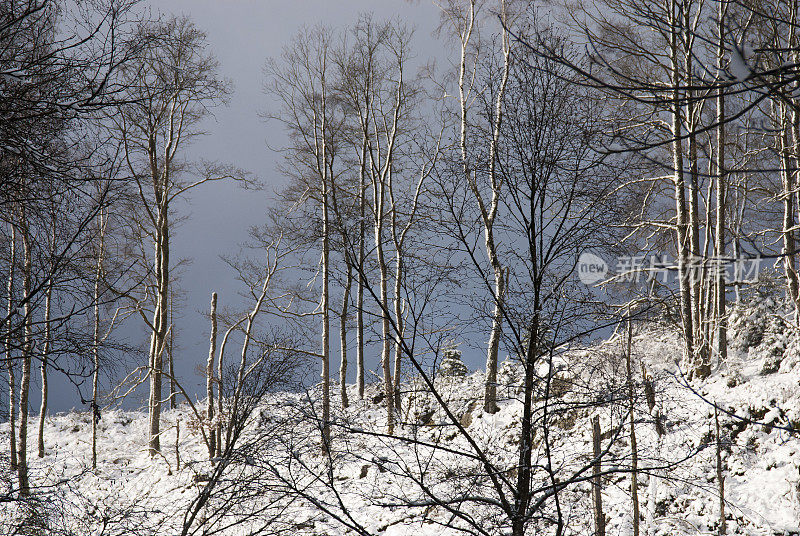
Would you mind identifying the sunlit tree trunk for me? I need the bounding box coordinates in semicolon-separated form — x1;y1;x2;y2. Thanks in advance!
445;0;511;414
339;262;351;408
356;164;366;400
482;25;510;414
320;110;332;452
148;201;170;456
683;8;707;374
167;295;179;469
6;225;16;472
373;188;394;433
391;254;404;414
16;212;32;495
37;222;56;458
592;414;605;536
91;226;102;468
779;103;800;317
715;0;728;364
626;310;640;536
669;0;695;371
206;292;217;458
36;278;51;458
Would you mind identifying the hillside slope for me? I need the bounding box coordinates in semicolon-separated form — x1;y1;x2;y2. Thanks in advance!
2;302;800;535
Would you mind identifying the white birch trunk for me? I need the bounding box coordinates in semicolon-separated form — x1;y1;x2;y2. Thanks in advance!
148;199;170;456
339;263;351;408
91;208;107;469
16;213;32;495
36;278;51;458
206;292;217;458
356;135;367;400
37;223;55;458
321;178;331;449
6;225;16;471
448;0;511;414
715;1;728;364
391;253;403;415
669;0;695;370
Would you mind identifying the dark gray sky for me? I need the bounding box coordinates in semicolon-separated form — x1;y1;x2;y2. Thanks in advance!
51;0;448;412
21;1;452;414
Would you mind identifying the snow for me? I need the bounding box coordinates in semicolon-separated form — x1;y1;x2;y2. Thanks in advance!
2;303;800;535
729;42;755;82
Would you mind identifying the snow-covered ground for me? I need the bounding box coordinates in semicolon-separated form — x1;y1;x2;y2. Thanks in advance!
2;300;800;535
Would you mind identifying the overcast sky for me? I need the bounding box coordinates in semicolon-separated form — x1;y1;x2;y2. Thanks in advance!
43;1;450;412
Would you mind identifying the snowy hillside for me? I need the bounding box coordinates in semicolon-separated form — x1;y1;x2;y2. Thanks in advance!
2;300;800;536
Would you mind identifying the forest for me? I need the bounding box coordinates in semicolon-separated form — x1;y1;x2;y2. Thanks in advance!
2;0;800;534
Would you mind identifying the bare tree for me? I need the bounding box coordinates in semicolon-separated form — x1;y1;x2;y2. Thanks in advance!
264;20;636;536
5;224;16;472
110;14;241;455
437;0;515;414
205;291;217;458
334;18;421;432
36;208;56;458
15;204;32;495
266;25;345;448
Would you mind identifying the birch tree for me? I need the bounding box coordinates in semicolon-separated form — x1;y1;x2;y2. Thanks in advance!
112;14;237;455
338;18;417;433
4;224;16;472
36;206;57;458
530;0;723;377
15;204;32;495
266;26;346;447
205;291;217;457
438;0;515;413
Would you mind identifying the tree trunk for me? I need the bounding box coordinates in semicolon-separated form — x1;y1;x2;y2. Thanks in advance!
206;292;217;458
355;214;365;400
685;49;707;376
17;216;32;495
512;307;539;536
92;280;100;470
91;209;106;470
168;296;176;412
392;253;404;415
371;159;394;433
37;222;56;458
780;105;800;317
670;1;695;372
484;265;504;414
592;415;605;536
376;233;394;434
450;0;508;416
168;296;178;469
626;310;640;536
37;280;51;458
149;203;170;456
340;263;351;408
789;0;800;323
356;134;367;400
715;406;726;535
715;2;728;365
321;175;331;451
6;225;16;472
